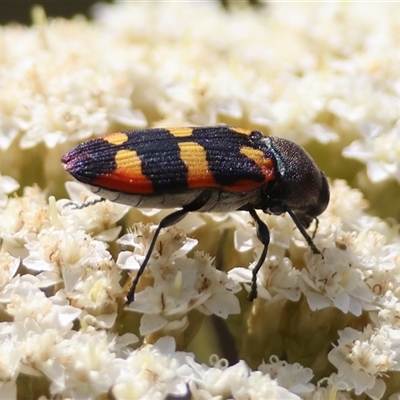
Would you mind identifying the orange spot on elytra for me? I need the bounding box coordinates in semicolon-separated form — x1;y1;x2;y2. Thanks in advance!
230;127;253;136
168;127;194;138
103;132;129;146
178;142;213;189
240;146;275;181
95;149;153;194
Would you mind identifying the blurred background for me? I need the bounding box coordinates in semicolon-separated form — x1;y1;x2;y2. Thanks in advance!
0;1;112;25
0;0;261;25
0;0;108;25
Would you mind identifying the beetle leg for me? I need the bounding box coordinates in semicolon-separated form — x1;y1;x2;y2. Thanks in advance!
126;208;190;304
126;190;212;305
247;207;270;301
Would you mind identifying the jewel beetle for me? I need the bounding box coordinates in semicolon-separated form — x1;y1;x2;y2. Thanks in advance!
61;126;330;304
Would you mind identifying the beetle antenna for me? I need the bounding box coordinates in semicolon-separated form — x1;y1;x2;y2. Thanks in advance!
269;201;323;257
311;217;320;240
64;197;106;209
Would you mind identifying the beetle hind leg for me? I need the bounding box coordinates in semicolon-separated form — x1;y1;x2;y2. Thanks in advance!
125;190;213;305
125;208;190;304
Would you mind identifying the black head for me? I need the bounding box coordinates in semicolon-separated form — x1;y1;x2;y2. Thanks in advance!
260;136;330;228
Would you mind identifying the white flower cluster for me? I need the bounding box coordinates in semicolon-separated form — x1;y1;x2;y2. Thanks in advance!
0;174;400;399
1;1;400;399
227;179;400;399
118;224;241;336
0;2;400;205
0;182;247;398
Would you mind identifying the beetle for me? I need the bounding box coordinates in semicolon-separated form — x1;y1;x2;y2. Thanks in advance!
61;126;330;304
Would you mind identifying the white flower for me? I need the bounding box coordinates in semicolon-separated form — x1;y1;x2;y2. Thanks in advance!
0;91;23;151
43;329;118;399
299;246;375;316
5;2;400;398
118;223;198;263
258;356;314;395
0;174;19;208
0;186;51;258
303;373;352;400
2;280;81;336
322;180;369;232
229;211;308;302
184;355;235;398
229;256;301;302
0;253;20;289
184;357;301;400
350;230;400;303
71;267;123;329
138;207;207;235
0;336;21;399
111;336;189;400
131;250;241;335
372;292;400;329
58;182;130;242
18;329;65;377
328;325;400;399
231;370;301;400
343;122;400;183
19;63;144;149
0;277;88;388
232;211;292;258
23;228;112;292
118;224;240;336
